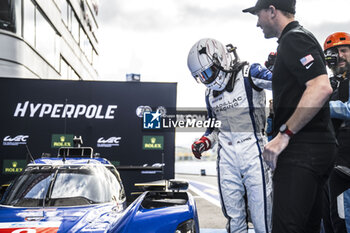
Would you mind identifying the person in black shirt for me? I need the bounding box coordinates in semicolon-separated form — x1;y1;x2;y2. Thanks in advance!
243;0;337;232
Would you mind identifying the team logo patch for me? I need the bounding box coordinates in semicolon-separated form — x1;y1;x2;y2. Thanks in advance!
300;54;314;69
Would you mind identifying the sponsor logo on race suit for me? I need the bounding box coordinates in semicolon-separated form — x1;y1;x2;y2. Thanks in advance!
211;96;243;113
237;137;252;144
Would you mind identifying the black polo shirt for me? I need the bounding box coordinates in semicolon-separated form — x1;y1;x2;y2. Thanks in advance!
272;21;336;143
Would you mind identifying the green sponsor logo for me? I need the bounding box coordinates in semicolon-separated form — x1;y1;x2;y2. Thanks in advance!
51;134;74;148
142;136;164;150
3;160;26;174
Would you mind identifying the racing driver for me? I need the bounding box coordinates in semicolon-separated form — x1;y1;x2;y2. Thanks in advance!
187;38;272;233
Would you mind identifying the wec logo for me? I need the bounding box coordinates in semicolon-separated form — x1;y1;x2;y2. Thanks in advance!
3;135;28;142
3;135;29;146
97;137;121;148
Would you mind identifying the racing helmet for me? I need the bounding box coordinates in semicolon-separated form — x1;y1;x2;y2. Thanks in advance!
187;38;233;91
324;32;350;51
323;32;350;69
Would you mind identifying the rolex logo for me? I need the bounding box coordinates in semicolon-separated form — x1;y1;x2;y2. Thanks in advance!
143;136;163;150
12;161;17;168
151;137;156;144
60;136;65;142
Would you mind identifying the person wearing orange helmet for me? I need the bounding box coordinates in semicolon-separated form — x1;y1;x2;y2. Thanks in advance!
324;32;350;77
323;32;350;233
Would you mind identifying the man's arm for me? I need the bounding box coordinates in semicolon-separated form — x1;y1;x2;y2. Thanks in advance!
262;74;333;169
249;63;273;90
286;74;333;132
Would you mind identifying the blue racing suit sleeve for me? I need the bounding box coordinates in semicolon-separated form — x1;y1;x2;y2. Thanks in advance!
249;63;272;91
266;116;273;141
329;99;350;120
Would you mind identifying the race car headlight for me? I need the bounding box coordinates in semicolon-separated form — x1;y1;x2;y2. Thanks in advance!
175;219;195;233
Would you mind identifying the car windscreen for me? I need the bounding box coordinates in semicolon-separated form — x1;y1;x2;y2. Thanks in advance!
1;165;124;207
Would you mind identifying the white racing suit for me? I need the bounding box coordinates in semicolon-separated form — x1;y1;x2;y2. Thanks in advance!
204;63;273;233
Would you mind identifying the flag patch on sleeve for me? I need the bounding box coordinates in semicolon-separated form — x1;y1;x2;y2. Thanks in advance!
300;54;314;67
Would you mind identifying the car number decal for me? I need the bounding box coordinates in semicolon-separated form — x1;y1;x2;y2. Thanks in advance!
0;222;61;233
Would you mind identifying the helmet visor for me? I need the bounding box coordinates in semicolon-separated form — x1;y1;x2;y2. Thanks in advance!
324;48;339;69
196;65;220;84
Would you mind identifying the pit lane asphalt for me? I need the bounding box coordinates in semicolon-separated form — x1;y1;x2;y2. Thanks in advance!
175;173;255;233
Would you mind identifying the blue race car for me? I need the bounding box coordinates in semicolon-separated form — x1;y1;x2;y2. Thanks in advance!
0;146;199;233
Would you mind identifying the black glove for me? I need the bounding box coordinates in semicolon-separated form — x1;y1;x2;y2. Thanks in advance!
330;76;340;91
265;52;277;72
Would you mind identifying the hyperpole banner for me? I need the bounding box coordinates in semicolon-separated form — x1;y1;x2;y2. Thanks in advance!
0;78;176;196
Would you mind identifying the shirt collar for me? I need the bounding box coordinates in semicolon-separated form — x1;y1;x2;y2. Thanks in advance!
277;21;300;43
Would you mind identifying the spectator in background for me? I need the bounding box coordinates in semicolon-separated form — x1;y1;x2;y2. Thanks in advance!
322;31;350;233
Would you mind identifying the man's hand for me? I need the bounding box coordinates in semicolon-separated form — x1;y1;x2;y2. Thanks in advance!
265;52;277;72
262;133;290;170
191;136;211;159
